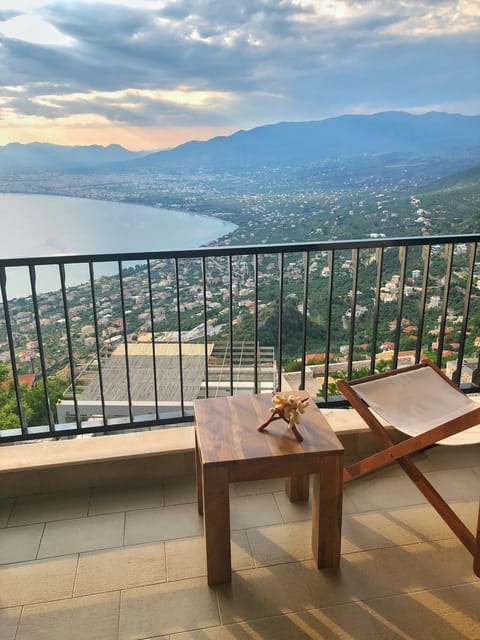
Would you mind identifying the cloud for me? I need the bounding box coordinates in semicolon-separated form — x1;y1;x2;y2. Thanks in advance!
0;0;478;147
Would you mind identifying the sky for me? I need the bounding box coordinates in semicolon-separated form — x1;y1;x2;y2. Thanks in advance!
0;1;479;151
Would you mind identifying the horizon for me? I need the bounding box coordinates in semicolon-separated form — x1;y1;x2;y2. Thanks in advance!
1;1;479;151
2;109;480;153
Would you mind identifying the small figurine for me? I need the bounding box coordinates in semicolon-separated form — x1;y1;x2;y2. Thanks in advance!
258;392;310;442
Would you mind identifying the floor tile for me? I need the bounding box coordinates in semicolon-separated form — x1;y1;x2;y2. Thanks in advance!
163;476;196;506
16;591;120;640
75;542;166;596
0;499;14;529
424;467;480;501
89;485;164;515
38;513;124;558
233;478;285;497
8;491;89;526
217;538;478;625
0;555;77;608
172;582;480;640
230;493;283;530
166;530;254;581
344;474;427;512
0;607;21;640
0;523;44;564
273;490;312;522
423;444;480;470
119;577;219;639
247;521;312;566
125;503;203;545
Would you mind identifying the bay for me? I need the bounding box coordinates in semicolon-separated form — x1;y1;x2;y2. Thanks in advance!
0;193;235;298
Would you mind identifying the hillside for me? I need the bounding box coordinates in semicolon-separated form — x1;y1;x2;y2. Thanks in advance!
133;111;480;170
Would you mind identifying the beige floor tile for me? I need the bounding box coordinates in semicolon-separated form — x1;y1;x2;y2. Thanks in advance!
423;444;480;470
0;555;77;608
166;530;254;581
0;607;21;640
163;476;196;506
0;523;44;565
247;521;312;566
8;491;89;526
230;493;283;530
89;485;164;515
125;503;203;545
233;478;285;497
423;467;480;501
38;513;125;558
0;500;14;529
74;541;166;596
173;582;480;640
119;577;219;639
344;473;427;512
16;591;120;640
472;465;480;477
217;538;478;624
274;489;356;524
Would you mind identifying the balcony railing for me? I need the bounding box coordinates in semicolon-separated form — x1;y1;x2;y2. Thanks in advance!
1;233;479;442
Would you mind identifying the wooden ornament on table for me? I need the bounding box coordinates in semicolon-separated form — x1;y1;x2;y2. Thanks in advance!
257;392;310;442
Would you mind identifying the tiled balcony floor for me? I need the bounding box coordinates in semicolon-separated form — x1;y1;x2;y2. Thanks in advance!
0;445;479;640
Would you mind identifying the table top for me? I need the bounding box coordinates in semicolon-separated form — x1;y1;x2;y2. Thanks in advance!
194;392;343;467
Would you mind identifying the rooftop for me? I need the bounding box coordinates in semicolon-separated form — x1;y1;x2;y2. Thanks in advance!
0;441;479;639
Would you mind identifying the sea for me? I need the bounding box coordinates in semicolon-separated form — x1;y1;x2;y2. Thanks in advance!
0;193;236;299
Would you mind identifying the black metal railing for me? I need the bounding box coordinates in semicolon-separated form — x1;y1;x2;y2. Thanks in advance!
1;234;479;442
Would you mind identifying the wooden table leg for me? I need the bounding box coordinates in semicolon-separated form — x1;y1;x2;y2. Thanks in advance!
285;475;310;502
474;502;480;578
312;453;343;568
203;465;231;586
195;431;203;515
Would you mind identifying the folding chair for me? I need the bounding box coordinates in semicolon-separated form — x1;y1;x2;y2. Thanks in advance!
337;358;480;577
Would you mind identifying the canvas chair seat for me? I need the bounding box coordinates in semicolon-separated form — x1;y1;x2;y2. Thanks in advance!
338;359;480;578
353;365;480;445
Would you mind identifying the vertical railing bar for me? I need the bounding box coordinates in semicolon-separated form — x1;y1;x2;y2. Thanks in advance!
118;261;134;424
347;249;359;381
300;251;310;391
174;257;185;417
59;264;81;432
436;244;454;368
201;257;210;399
0;267;27;433
369;247;384;375
88;262;107;426
229;255;234;396
452;242;477;385
392;246;408;369
323;251;335;403
277;252;284;391
254;253;259;394
29;265;54;432
415;245;431;363
147;259;160;421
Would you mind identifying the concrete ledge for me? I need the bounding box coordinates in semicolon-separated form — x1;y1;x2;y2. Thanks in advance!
0;427;194;473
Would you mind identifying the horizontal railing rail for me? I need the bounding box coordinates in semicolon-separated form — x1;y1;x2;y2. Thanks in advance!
1;233;479;442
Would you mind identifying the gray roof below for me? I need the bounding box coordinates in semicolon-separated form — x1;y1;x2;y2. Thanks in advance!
80;354;205;403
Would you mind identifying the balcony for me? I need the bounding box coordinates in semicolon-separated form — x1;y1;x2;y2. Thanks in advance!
0;441;479;639
0;234;479;637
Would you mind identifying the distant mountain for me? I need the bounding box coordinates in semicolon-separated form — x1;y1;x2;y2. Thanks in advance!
0;142;148;173
133;111;480;171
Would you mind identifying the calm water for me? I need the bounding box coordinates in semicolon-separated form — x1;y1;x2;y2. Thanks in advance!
0;193;235;298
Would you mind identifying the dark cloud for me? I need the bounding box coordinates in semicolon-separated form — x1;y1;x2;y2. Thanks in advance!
0;0;479;131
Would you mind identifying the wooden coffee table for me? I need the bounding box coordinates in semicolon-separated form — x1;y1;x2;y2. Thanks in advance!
194;392;344;585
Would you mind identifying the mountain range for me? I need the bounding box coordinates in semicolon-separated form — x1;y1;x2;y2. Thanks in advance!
0;142;147;173
1;111;480;174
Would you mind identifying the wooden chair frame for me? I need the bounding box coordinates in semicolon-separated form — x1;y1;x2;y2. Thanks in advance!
337;358;480;577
